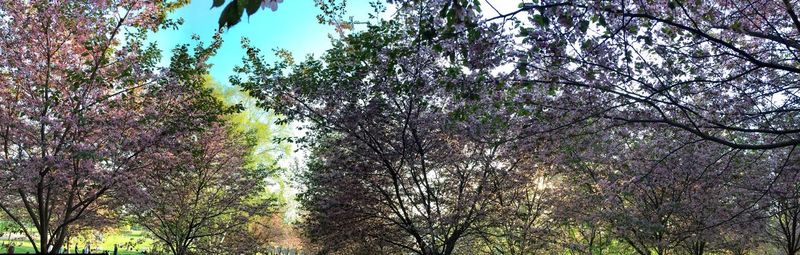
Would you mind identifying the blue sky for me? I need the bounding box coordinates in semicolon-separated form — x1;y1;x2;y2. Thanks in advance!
153;0;375;86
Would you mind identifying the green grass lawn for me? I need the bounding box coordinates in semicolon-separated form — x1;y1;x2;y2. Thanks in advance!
0;229;154;255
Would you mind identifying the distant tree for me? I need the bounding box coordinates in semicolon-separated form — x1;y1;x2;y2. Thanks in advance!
249;213;306;249
556;127;769;255
766;154;800;255
472;165;558;254
203;77;292;168
769;195;800;255
128;124;274;255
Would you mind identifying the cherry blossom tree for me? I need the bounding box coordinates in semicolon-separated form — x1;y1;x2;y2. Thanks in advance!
508;0;800;150
127;124;274;255
232;3;529;251
553;125;772;255
0;1;227;253
498;2;800;251
471;164;558;254
764;151;800;255
769;191;800;255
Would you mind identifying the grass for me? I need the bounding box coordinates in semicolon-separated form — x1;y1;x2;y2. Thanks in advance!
0;229;154;255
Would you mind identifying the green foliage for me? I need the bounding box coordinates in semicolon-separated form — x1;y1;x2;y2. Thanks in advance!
215;0;271;29
203;76;292;169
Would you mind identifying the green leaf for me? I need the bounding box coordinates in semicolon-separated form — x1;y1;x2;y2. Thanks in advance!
432;44;443;52
731;20;742;30
532;15;549;27
640;35;653;45
578;20;590;33
75;151;97;160
593;15;607;27
472;0;481;12
460;47;469;65
627;25;639;34
581;40;592;50
421;29;436;41
439;1;452;17
517;62;528;76
219;1;242;28
212;0;225;8
237;0;247;14
245;0;260;16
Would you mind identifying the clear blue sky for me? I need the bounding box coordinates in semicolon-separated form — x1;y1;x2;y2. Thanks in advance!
153;0;375;86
